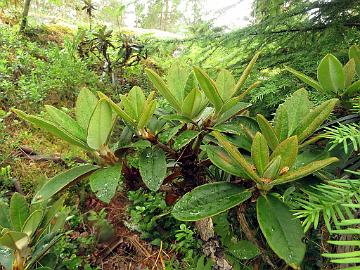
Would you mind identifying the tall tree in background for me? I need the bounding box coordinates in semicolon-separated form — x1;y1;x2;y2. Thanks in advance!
135;0;181;32
19;0;31;32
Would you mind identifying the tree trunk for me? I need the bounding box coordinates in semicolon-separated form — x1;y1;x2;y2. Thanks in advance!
195;218;233;270
19;0;31;32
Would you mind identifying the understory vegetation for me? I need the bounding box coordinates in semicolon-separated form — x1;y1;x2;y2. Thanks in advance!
0;0;359;269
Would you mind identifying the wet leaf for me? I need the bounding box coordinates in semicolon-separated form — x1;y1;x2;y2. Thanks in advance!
257;195;305;268
32;165;99;203
317;54;345;93
173;130;200;150
45;105;86;141
75;88;98;130
206;145;249;178
87;99;113;150
226;240;259;260
172;182;252;221
139;147;167;191
89;164;122;203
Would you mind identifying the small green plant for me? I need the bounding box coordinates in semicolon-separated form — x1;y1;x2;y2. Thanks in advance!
0;193;69;270
286;46;360;103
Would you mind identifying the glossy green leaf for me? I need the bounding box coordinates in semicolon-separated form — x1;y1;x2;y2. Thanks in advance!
263;155;281;179
172;182;252;221
127;86;145;119
13;109;89;150
137;92;157;129
285;66;324;93
22;210;43;238
317;54;345;93
167;63;189;102
274;104;288;141
158;124;183;143
349;45;360;76
145;68;182;112
293;99;338;142
257;195;305;268
216;69;236;100
0;231;29;252
343;59;356;88
256;114;279;150
75;88;98;131
45;105;86;141
139;147;167;191
251;132;269;176
97;92;136;126
276;89;312;137
89;164;122;203
234;52;260;94
10;193;29;231
344;80;360;97
193;66;223;112
213;131;262;183
181;88;204;119
0;246;13;270
206;145;249;178
226;240;259;260
0;202;10;229
42;196;65;229
216;100;251;125
271;157;339;185
270;136;298;169
173;130;200;150
87;99;113;150
32;165;99;203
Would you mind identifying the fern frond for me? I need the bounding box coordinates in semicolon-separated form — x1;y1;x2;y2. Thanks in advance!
291;174;360;233
322;123;360;153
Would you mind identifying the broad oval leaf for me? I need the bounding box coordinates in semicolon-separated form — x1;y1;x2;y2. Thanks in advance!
349;45;360;76
181;88;204;119
251;132;269;176
167;63;189;103
22;210;43;238
139;147;167;191
226;240;259;260
32;165;99;203
145;68;182;112
206;145;249;178
173;130;200;150
89;164;122;203
45;105;86;141
216;69;236;100
13;109;89;150
257;195;305;268
344;80;360;97
0;201;10;229
270;136;298;169
317;54;345;94
263;156;281;179
75;88;98;131
172;182;252;221
293;99;338;143
343;59;356;88
87;99;113;150
10;193;29;231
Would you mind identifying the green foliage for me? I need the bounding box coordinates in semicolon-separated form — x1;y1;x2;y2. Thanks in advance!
323;123;360;153
286;48;360;101
0;193;68;270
